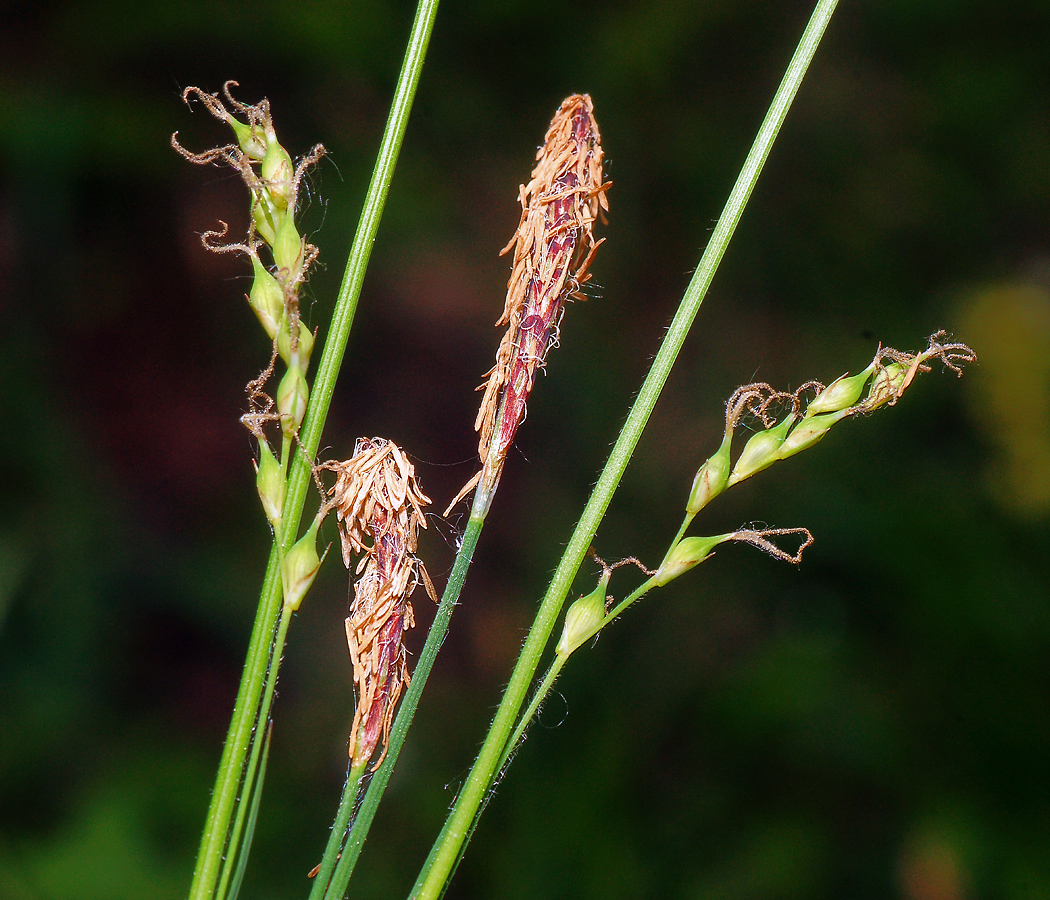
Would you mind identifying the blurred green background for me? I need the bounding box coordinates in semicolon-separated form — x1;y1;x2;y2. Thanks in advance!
2;1;1049;898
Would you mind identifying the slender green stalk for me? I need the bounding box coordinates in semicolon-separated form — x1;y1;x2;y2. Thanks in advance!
227;723;272;900
189;550;283;900
499;573;656;774
499;656;566;772
188;1;440;895
603;576;660;625
319;512;484;900
406;572;658;893
411;3;840;896
215;608;292;900
308;760;368;900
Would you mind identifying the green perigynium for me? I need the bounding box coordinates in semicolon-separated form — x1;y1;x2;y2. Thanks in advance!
255;442;285;527
778;409;848;459
225;111;266;161
556;568;611;658
273;215;305;275
806;364;875;415
260;141;295;209
248;255;284;339
277;365;309;438
654;533;731;586
687;428;733;515
865;361;910;410
282;518;323;612
277;313;314;370
728;412;796;484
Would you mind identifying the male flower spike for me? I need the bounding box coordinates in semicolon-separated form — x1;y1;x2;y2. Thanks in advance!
451;94;610;516
322;439;435;769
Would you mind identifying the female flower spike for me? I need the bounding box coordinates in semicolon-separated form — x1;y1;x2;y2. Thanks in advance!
322;438;435;769
172;83;324;445
454;95;609;516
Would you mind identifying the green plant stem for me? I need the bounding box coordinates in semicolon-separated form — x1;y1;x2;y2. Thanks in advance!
319;512;484;900
408;572;662;889
499;573;658;772
308;760;368;900
189;543;283;900
671;513;694;550
498;656;565;773
215;606;293;900
228;722;271;900
411;2;839;896
188;0;439;894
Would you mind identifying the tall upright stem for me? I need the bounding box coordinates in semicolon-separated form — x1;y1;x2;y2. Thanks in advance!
318;513;484;899
411;2;841;896
187;0;440;895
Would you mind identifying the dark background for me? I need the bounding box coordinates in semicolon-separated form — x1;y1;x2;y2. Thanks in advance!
2;1;1049;898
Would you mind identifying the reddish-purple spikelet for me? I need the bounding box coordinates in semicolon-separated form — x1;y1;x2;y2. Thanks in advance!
455;94;609;514
321;438;436;769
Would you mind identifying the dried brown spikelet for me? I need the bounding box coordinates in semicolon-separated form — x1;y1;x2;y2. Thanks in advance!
320;438;436;768
454;94;609;515
322;438;429;568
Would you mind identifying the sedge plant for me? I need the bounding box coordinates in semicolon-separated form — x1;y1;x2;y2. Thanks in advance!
174;0;976;897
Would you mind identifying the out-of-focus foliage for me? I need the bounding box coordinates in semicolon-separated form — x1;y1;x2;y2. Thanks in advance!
1;2;1048;898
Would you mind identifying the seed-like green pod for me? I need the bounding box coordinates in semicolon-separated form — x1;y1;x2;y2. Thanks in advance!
806;364;875;416
282;520;322;611
556;570;611;658
865;362;908;409
686;428;733;515
277;365;309;438
654;534;731;586
255;441;285;525
778;409;848;460
248;256;284;339
728;414;795;485
226;116;267;161
272;214;304;275
276;318;314;371
251;199;278;247
261;141;295;211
